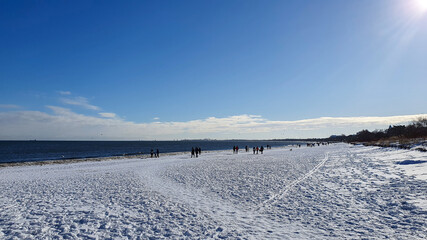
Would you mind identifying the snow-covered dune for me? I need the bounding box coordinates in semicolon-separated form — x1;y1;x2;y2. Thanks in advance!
1;143;426;239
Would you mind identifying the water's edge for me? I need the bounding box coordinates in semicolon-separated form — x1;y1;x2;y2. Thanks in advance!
0;140;305;165
0;144;297;168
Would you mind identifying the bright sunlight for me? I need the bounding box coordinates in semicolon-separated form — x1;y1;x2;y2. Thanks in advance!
415;0;427;12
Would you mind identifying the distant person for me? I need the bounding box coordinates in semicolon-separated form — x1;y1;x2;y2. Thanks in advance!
260;146;264;154
156;149;159;158
253;147;256;154
195;147;198;158
233;146;236;154
198;147;201;155
150;149;154;158
236;146;239;154
245;146;248;152
256;146;259;154
191;147;195;158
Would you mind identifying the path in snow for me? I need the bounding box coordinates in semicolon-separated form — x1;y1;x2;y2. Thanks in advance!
137;150;325;239
0;143;426;239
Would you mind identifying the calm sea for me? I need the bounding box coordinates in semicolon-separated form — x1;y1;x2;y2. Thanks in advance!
0;140;302;164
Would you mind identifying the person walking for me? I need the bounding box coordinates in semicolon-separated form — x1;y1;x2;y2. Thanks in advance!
233;146;236;154
253;147;256;154
156;149;159;158
150;149;154;158
260;146;264;154
236;146;239;154
198;147;201;155
256;146;259;154
191;147;195;158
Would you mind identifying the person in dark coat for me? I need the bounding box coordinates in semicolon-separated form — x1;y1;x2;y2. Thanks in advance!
253;147;256;154
156;149;159;158
198;147;201;155
150;149;154;158
191;147;195;158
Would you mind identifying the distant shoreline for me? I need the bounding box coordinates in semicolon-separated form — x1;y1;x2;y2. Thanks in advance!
0;150;196;168
352;137;427;152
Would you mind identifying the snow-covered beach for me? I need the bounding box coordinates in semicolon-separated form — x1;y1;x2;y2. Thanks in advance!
1;143;426;239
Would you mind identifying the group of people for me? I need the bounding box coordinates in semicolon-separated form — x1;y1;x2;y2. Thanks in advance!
148;143;331;160
150;149;160;158
191;147;202;158
233;145;269;154
307;142;330;147
252;146;264;154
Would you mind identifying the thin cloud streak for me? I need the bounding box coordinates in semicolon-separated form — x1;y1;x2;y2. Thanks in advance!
0;104;21;109
0;106;426;140
99;112;118;118
60;96;100;111
58;91;71;95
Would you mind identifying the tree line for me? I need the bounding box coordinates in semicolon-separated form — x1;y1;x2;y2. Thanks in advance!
328;118;427;143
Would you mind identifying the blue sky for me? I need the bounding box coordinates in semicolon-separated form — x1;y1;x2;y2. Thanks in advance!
1;0;426;140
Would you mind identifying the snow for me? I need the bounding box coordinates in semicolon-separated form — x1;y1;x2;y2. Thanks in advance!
0;143;426;239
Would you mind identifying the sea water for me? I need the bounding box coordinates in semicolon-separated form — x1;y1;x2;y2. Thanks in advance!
0;140;302;163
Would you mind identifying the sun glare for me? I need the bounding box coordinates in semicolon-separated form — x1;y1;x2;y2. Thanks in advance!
415;0;427;12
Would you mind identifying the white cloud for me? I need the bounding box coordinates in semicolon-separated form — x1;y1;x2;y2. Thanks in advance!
153;117;160;120
0;107;426;140
60;96;100;111
58;91;71;95
0;104;20;109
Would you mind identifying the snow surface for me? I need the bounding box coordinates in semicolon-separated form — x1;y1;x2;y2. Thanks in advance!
0;143;426;239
